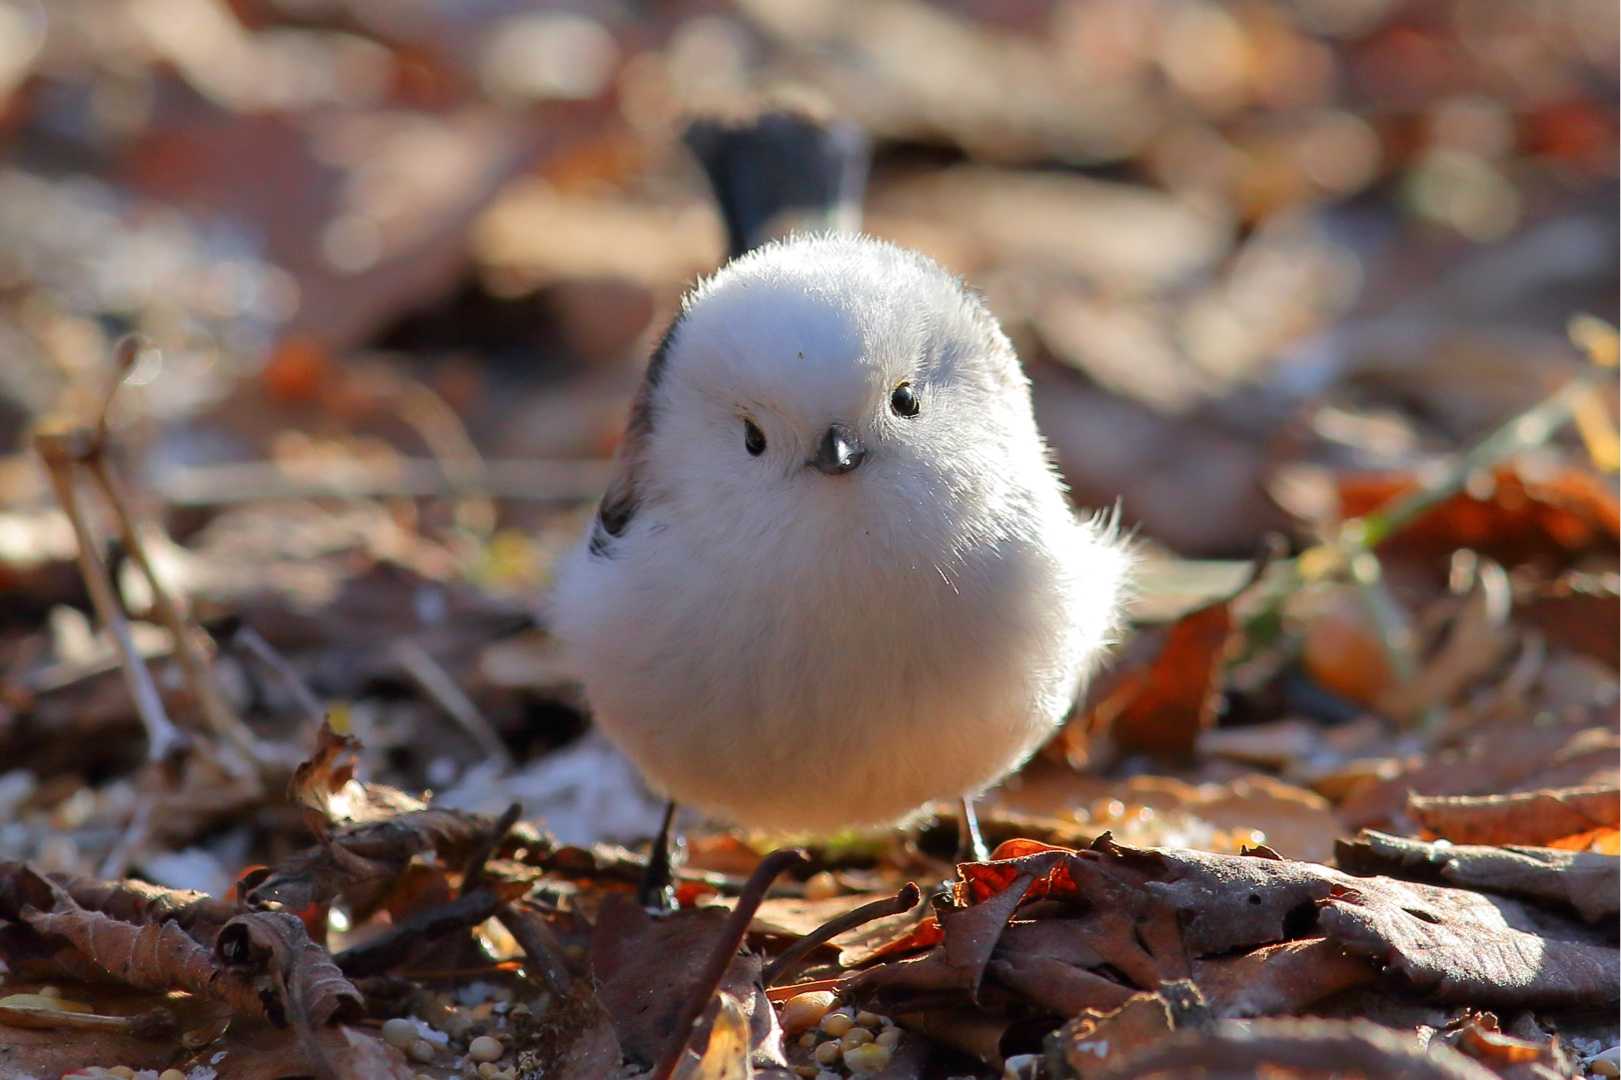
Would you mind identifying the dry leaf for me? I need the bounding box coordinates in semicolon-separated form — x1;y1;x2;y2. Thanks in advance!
1336;829;1619;923
1083;596;1236;758
1408;786;1620;847
1335;463;1620;568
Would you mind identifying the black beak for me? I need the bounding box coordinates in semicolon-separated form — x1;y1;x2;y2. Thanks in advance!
812;424;865;475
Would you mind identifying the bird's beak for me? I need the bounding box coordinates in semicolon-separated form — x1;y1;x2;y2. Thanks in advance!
811;423;865;475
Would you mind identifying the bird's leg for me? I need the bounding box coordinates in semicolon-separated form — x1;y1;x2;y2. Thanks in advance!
957;795;991;863
638;800;681;911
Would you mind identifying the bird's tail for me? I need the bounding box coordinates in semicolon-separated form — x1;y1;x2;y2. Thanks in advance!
684;108;870;259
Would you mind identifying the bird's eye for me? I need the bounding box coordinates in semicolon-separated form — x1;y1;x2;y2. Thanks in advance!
743;418;766;456
890;382;920;418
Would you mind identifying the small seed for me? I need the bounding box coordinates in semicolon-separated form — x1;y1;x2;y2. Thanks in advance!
876;1027;901;1049
409;1038;436;1063
1594;1059;1621;1079
468;1035;504;1063
843;1042;893;1074
795;1067;820;1079
479;1064;500;1079
803;871;840;900
818;1011;854;1037
856;1010;882;1028
841;1027;874;1050
108;1069;136;1080
814;1040;842;1065
781;990;838;1035
160;1071;187;1080
799;1032;818;1049
382;1017;419;1049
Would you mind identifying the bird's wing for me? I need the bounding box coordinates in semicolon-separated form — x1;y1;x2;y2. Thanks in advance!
587;317;682;558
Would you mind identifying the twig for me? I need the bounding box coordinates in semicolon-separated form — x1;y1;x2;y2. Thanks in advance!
354;365;498;538
153;457;614;507
226;620;327;730
764;977;845;1003
461;802;523;891
95;334;149;444
391;639;514;769
651;848;811;1080
333;885;522;978
35;432;188;766
497;899;574;995
1342;366;1610;552
0;1001;174;1039
762;882;923;987
85;452;262;771
98;777;157;880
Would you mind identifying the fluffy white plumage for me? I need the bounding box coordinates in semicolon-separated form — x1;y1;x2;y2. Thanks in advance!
550;234;1129;834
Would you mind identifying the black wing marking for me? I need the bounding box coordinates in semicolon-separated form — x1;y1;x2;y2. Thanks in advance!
588;314;684;559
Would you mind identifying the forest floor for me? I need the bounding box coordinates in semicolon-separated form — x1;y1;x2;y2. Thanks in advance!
0;2;1616;1078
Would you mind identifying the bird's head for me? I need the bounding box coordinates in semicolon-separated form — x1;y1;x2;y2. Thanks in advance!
639;235;1041;552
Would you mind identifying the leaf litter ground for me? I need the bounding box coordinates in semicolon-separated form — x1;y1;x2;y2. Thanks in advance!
0;3;1617;1078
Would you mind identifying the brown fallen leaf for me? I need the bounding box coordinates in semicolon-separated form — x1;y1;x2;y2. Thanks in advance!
851;872;1038;1004
990;758;1349;862
848;833;1618;1032
512;979;623;1080
1408;786;1620;847
10;867;266;1019
1438;1015;1574;1080
590;896;782;1071
288;720;428;833
1319;872;1618;1009
1080;591;1236;759
216;910;366;1080
240;807;522;916
1091;1017;1502;1079
1333;462;1620;569
1336;829;1619;923
1057;983;1209;1076
673;991;753;1080
0;984;184;1076
1339;705;1620;830
193;1014;416;1080
305;1024;417;1080
1191;937;1376;1019
888;1005;1019;1071
1517;569;1620;663
216;910;363;1027
42;871;236;943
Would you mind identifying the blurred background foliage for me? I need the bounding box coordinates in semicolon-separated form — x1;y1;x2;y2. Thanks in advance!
0;0;1615;879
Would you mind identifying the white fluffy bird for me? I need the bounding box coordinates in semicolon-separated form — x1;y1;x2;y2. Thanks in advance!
550;113;1129;872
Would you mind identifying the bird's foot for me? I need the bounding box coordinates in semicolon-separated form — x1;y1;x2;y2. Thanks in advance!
637;800;682;913
956;795;991;864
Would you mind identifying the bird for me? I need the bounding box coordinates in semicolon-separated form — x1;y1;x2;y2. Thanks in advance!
548;111;1129;902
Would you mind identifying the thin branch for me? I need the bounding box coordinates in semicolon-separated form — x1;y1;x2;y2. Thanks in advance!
497;900;573;995
85;453;262;770
391;638;514;770
153;458;614;507
35;433;187;766
332;886;521;978
763;882;923;987
226;620;327;730
651;848;811;1080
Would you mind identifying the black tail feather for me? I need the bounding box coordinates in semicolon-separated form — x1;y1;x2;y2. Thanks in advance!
684;110;870;259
